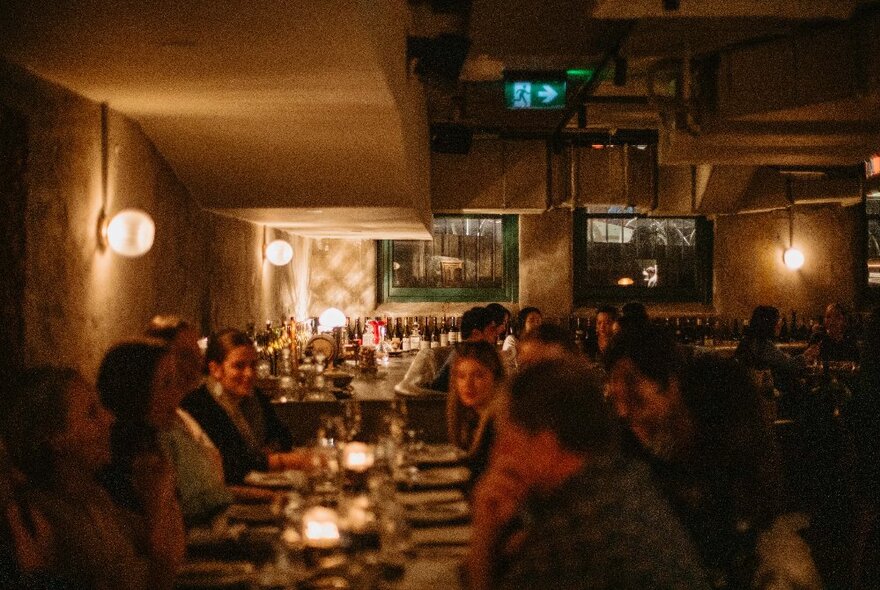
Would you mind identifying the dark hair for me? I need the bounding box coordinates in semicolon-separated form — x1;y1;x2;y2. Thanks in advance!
514;306;542;338
97;339;169;425
453;341;505;382
485;303;510;327
595;305;619;321
604;323;680;389
509;358;618;454
0;367;80;486
745;306;780;342
519;323;577;354
460;307;494;340
145;315;193;342
205;328;254;366
620;301;649;322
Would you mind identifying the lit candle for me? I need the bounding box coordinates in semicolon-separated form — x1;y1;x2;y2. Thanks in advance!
342;442;375;473
302;506;341;549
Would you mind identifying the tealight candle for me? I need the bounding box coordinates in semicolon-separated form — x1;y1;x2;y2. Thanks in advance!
342;442;375;473
302;506;341;549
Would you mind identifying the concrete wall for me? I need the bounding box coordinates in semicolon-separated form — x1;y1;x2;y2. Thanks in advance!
713;204;864;320
0;61;293;378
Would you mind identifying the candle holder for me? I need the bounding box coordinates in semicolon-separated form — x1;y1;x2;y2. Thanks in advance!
341;442;375;492
301;506;343;567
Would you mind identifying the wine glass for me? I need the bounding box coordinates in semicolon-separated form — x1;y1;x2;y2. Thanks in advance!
341;399;362;442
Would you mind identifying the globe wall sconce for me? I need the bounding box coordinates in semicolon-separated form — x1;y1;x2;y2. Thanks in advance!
265;239;294;266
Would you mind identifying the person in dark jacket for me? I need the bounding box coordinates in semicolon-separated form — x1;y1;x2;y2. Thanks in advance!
182;328;309;484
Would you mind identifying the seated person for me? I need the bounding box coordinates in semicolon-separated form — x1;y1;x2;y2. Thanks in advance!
516;323;579;369
468;357;708;590
397;306;497;394
182;328;310;484
486;303;512;346
803;303;860;364
501;307;542;370
735;306;804;396
446;341;505;487
97;339;233;526
584;305;618;364
607;326;820;589
0;367;184;589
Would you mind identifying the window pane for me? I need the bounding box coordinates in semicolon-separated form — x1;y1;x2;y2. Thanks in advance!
579;216;698;289
391;216;505;289
868;217;880;286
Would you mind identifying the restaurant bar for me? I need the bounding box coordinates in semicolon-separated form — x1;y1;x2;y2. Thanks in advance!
2;1;880;589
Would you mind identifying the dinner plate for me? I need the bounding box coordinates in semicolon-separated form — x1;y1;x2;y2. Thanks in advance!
243;470;307;489
406;499;470;526
224;503;280;524
396;466;471;489
175;561;255;589
407;444;467;466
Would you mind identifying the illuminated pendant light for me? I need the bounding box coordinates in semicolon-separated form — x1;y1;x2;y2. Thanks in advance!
783;178;804;271
318;307;346;332
265;239;294;266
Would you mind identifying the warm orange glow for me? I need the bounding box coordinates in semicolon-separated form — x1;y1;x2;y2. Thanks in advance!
617;277;634;286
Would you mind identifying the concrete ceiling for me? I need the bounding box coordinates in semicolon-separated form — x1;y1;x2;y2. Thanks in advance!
2;0;879;232
0;0;433;238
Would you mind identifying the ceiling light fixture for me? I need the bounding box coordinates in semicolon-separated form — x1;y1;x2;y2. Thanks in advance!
96;103;154;257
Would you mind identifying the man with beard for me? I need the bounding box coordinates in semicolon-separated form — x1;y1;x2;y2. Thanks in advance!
605;325;821;589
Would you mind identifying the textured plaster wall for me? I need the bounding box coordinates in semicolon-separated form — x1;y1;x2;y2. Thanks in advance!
713;204;863;320
0;61;284;378
519;209;573;314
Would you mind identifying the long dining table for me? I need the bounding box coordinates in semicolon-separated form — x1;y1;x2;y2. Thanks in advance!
176;354;470;588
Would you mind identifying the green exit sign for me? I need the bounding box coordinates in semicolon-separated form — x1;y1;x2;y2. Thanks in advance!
504;80;566;110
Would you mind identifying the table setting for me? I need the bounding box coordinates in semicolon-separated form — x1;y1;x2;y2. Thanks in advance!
176;412;470;589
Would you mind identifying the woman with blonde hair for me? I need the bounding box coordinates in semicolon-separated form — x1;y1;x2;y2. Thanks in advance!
446;341;505;487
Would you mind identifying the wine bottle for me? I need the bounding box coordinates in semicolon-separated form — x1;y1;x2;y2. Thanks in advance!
439;317;449;347
431;317;440;348
410;317;421;351
401;318;412;353
420;316;431;350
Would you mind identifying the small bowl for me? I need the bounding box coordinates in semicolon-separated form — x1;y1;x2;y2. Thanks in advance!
324;371;354;389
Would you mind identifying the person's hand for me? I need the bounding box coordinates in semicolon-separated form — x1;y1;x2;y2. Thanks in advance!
131;453;185;582
269;449;315;472
6;502;54;572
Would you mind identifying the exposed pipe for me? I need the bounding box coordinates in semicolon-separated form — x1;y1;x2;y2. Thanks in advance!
552;20;637;140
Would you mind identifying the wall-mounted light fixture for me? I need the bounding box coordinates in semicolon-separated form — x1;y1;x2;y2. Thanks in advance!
96;103;154;257
101;208;155;257
265;239;294;266
783;176;804;270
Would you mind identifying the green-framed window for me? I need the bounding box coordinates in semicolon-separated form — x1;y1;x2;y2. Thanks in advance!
573;207;713;304
379;215;519;303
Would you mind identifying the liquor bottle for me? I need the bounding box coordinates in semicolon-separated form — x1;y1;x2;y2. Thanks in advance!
420;316;431;350
391;318;402;351
410;317;421;351
448;316;459;344
431;318;441;348
439;317;449;347
401;318;412;353
354;317;363;346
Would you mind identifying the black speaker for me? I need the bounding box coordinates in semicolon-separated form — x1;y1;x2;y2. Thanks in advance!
407;34;471;82
430;123;473;154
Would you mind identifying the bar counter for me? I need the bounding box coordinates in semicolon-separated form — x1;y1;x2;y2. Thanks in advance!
266;356;449;446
